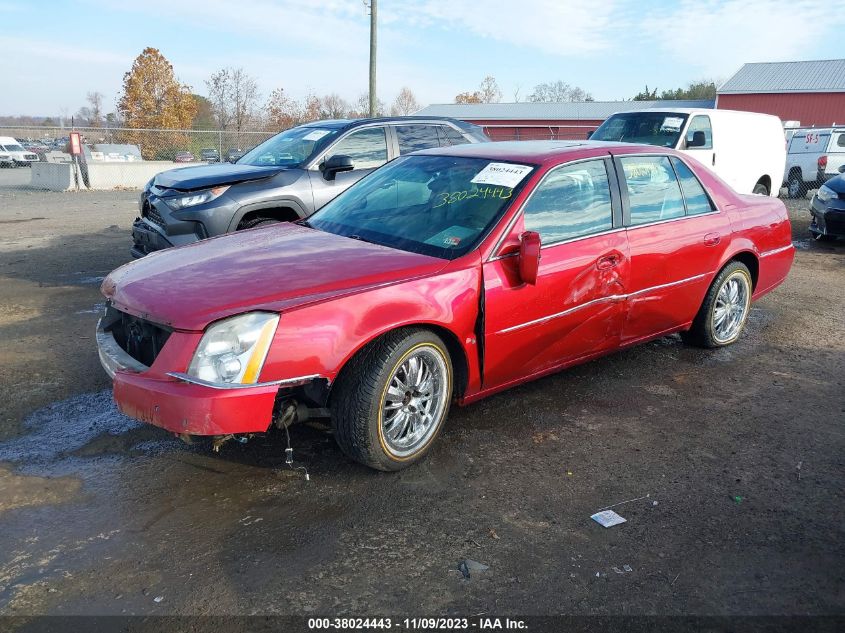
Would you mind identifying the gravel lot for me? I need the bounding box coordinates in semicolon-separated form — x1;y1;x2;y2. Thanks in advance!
0;188;842;618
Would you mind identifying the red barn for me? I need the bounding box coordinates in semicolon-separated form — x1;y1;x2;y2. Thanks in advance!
717;59;845;127
414;100;715;141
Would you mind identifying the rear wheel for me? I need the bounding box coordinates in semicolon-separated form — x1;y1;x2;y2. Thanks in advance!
787;173;803;198
682;262;752;348
331;329;453;471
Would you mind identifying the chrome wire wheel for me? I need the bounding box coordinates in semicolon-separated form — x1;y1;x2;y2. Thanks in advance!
712;271;750;344
380;345;449;458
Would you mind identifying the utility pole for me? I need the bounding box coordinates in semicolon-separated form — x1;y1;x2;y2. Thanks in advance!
367;0;377;117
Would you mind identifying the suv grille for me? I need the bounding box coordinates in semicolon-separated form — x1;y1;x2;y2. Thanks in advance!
143;200;165;228
105;307;172;368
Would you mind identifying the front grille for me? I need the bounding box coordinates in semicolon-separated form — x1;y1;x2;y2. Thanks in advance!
104;307;172;368
24;154;37;160
143;200;165;228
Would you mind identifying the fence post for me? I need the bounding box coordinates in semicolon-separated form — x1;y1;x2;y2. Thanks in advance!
218;130;223;160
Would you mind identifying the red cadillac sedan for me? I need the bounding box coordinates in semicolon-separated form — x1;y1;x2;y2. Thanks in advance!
97;141;794;471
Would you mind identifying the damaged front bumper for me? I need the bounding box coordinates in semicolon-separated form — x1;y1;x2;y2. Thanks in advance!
96;319;294;436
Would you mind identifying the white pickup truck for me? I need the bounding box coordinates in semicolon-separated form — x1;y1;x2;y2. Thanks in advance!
784;128;845;198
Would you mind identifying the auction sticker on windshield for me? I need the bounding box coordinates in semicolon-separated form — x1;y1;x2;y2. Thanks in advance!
471;162;533;188
660;117;685;132
303;129;331;141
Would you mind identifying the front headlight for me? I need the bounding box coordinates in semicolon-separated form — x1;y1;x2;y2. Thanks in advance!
166;185;230;210
187;312;279;385
816;185;836;203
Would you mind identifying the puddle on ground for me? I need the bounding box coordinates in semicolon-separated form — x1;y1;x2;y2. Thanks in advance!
0;390;138;464
0;464;81;515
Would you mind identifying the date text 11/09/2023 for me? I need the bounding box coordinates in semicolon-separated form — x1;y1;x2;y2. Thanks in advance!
307;617;528;630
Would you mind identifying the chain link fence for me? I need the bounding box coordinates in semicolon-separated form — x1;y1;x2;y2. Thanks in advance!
0;125;277;193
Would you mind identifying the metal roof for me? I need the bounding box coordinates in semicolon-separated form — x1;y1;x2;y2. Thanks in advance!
413;100;715;121
718;59;845;94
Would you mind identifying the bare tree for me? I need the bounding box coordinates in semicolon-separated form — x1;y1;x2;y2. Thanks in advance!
86;91;104;127
478;76;502;104
320;93;350;119
528;80;593;103
206;68;233;129
229;68;259;136
353;92;385;118
205;67;260;135
390;87;420;116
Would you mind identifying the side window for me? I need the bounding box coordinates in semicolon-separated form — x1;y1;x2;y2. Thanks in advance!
621;156;685;225
395;125;442;154
685;116;713;149
523;159;613;244
671;158;715;216
327;127;387;169
438;125;470;147
836;133;845;148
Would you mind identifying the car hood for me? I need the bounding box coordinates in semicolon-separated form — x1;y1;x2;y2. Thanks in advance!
822;174;845;194
152;163;285;191
102;224;448;330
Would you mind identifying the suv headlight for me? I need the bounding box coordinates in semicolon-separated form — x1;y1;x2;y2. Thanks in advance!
816;185;836;203
187;312;279;385
166;185;230;210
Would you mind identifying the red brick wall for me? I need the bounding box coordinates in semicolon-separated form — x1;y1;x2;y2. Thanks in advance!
716;93;845;127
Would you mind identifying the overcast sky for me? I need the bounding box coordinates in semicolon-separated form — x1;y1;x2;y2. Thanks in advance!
1;0;843;117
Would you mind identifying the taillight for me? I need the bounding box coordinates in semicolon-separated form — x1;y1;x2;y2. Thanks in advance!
818;155;828;170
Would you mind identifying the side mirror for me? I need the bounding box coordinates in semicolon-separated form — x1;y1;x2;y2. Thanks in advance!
838;164;845;174
320;154;354;181
518;231;541;285
687;131;706;148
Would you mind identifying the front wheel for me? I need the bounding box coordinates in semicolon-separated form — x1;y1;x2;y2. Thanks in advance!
682;262;752;348
331;329;453;471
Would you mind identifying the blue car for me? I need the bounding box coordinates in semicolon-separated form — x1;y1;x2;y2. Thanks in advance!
810;166;845;242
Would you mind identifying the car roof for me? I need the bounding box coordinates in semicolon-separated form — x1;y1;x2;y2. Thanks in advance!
412;140;664;164
301;115;480;131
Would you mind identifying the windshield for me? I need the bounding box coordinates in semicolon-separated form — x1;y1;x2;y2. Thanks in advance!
2;143;25;152
309;155;535;260
238;126;339;167
591;112;689;148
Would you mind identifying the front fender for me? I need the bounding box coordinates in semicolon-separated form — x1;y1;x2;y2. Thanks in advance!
258;260;483;397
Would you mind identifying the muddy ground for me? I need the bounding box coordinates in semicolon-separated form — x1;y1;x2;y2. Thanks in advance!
0;187;842;618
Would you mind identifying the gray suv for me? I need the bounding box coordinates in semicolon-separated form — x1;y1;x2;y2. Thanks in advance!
132;116;489;257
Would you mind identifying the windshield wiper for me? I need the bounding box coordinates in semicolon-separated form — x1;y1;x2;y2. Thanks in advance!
295;218;312;228
348;234;378;245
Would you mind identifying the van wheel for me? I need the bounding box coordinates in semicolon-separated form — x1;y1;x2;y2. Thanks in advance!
787;174;803;198
753;182;769;195
331;328;453;471
682;262;752;348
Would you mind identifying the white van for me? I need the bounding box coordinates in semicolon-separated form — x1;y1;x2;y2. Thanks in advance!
783;128;845;198
0;136;38;167
590;108;786;196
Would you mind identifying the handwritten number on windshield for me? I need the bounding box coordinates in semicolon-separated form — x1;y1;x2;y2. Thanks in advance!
432;186;513;209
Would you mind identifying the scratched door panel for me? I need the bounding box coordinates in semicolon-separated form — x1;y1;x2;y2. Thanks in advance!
482;231;630;390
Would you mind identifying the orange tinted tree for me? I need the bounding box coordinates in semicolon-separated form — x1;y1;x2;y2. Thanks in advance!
117;47;197;159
